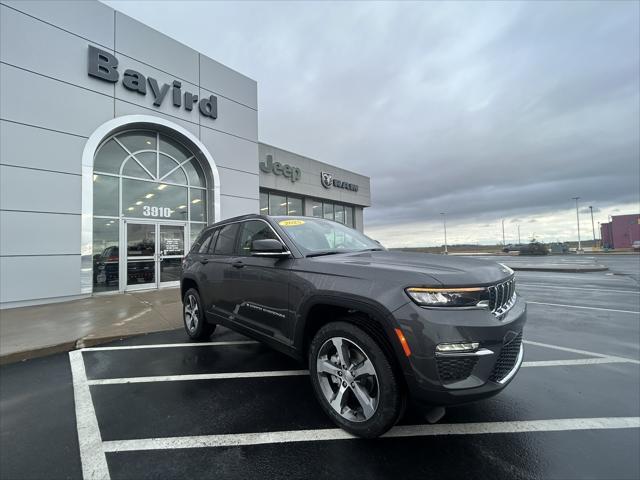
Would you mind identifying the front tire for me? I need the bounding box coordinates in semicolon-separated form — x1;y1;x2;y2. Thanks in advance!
308;320;404;438
183;288;215;340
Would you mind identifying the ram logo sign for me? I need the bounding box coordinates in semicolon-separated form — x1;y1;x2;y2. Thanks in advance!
321;172;358;192
321;172;333;189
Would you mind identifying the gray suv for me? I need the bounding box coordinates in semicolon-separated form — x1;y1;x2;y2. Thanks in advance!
181;214;526;438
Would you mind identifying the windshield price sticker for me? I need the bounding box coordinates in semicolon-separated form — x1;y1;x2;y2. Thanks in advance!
279;219;305;227
143;206;172;218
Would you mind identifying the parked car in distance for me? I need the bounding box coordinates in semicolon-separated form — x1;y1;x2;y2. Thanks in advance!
503;241;548;255
181;215;527;438
632;240;640;251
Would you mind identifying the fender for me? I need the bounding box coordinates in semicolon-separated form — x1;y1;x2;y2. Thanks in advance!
293;292;413;374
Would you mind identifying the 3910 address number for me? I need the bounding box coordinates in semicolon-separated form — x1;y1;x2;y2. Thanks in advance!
142;206;172;218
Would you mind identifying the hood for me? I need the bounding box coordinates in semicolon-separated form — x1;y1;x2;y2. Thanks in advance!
309;251;512;286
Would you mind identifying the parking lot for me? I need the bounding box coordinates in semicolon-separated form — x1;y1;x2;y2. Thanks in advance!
1;255;639;480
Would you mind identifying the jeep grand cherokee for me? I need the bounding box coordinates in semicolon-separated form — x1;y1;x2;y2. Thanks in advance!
181;214;526;438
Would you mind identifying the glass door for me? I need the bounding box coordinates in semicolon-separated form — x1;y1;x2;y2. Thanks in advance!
125;222;156;290
158;224;185;286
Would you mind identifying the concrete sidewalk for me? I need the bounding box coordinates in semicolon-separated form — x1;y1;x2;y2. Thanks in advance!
0;288;182;365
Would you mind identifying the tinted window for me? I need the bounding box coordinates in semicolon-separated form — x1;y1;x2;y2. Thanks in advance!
207;229;220;254
198;230;213;253
237;221;279;256
214;223;239;255
190;229;209;253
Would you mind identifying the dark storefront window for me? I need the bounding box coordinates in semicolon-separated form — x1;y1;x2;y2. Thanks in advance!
311;199;355;228
92;218;119;293
309;199;323;218
260;192;269;214
261;191;304;216
323;202;334;220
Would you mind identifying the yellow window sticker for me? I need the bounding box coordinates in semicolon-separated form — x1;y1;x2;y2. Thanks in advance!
279;219;305;227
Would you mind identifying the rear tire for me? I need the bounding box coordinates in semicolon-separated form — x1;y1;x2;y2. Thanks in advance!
183;288;215;340
308;320;405;438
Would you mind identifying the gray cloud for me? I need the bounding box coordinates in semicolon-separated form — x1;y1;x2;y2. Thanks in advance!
104;1;639;236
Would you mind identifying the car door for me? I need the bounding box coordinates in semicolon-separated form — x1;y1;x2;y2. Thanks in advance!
187;227;217;303
228;220;294;344
202;223;240;321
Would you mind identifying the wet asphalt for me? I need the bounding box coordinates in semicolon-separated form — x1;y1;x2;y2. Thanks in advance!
1;255;639;480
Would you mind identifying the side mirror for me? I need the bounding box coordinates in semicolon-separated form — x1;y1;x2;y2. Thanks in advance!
251;239;290;257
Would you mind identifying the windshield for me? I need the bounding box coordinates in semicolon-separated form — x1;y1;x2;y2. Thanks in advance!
274;217;383;255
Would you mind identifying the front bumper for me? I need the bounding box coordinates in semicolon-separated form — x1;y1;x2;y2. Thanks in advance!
391;295;527;406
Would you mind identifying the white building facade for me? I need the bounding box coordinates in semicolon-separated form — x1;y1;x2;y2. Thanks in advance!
0;0;370;308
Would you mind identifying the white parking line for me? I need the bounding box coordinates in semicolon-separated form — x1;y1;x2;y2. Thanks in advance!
521;358;633;368
88;370;310;385
524;340;640;365
102;416;640;452
526;301;640;314
86;355;638;385
518;283;640;295
82;340;260;351
69;350;111;480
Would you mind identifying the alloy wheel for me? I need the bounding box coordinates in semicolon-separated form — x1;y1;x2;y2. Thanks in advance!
316;336;380;422
184;294;199;333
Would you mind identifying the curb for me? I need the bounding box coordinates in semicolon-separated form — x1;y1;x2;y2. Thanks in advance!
0;328;177;366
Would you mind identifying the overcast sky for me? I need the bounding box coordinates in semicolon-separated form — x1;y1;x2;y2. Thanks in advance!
105;0;639;246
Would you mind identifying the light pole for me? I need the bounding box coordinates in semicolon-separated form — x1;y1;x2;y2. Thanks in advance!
501;219;505;246
440;212;448;255
517;225;521;245
589;206;596;248
572;197;582;253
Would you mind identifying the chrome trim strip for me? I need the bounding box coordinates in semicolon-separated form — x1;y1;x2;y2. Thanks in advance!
435;348;494;357
498;343;524;385
251;251;292;257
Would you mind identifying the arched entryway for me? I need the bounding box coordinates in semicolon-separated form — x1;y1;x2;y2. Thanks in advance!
80;116;220;294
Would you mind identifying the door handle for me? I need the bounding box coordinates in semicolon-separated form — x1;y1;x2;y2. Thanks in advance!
232;260;245;269
199;257;209;264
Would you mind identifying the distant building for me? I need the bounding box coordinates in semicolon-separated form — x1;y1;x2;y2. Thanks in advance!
600;214;640;249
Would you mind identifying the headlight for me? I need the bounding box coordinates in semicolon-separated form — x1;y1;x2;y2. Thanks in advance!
405;287;489;308
499;263;514;275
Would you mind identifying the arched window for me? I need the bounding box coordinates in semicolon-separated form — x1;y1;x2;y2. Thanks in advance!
92;130;208;292
93;130;207;222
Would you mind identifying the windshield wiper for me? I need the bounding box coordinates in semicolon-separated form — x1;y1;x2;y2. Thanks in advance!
306;250;344;258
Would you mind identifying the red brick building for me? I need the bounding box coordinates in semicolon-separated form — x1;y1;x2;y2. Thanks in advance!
600;213;640;249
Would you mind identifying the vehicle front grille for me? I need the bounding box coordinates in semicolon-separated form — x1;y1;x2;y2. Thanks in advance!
489;332;523;383
488;277;516;318
436;356;479;383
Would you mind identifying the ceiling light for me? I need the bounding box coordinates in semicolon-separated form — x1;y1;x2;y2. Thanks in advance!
191;198;201;204
110;220;115;224
127;207;135;211
145;140;152;145
93;174;98;181
280;202;287;206
178;205;186;209
145;193;154;198
260;207;268;211
157;184;167;190
136;201;143;205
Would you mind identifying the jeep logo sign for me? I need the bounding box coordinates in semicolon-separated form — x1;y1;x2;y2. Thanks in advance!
87;46;217;120
321;171;359;192
260;155;301;183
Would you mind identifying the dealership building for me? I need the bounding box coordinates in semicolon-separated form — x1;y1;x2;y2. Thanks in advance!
0;0;371;308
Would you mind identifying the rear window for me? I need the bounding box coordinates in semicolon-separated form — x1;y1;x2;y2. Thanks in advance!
197;231;214;254
214;223;239;255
